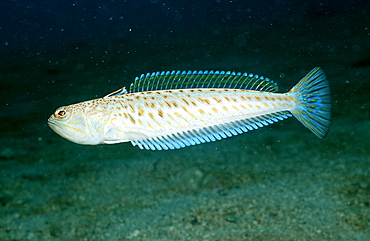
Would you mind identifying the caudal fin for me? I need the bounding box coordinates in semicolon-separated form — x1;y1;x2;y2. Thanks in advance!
289;67;331;138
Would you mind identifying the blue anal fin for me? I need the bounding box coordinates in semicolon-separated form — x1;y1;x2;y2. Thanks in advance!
131;111;292;150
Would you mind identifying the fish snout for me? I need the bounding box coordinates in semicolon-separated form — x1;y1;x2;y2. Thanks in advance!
48;114;56;123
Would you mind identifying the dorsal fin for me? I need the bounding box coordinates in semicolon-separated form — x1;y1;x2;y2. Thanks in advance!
129;70;278;93
104;87;128;98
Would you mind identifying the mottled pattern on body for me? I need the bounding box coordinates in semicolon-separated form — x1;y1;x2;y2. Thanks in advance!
48;68;331;150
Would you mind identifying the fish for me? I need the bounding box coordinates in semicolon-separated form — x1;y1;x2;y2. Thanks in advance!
48;67;331;150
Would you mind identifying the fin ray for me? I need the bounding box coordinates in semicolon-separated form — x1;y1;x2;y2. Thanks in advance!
131;111;292;150
289;67;331;138
129;70;278;93
103;87;128;98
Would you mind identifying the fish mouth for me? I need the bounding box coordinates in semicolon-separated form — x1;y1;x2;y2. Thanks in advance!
47;115;55;122
48;118;71;135
47;117;90;144
47;119;65;136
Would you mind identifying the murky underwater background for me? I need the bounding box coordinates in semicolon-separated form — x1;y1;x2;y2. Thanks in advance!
0;0;369;240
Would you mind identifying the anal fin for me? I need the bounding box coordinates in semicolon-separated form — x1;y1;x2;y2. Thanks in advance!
131;111;292;150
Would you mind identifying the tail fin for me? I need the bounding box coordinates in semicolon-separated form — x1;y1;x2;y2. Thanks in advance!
289;67;331;138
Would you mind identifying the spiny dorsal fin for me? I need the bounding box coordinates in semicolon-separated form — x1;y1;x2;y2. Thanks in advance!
129;70;278;93
104;87;128;98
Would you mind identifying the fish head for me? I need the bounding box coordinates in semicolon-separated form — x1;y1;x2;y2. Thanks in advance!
48;104;100;145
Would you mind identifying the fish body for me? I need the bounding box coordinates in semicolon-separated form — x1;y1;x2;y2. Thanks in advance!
48;68;331;150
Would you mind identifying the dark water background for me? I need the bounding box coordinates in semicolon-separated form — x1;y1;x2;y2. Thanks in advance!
1;0;369;240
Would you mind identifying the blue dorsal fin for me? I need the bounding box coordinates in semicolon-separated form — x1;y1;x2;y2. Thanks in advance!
129;70;278;93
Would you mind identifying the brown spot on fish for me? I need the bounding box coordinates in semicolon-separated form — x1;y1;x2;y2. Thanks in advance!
174;112;182;118
222;106;228;111
213;97;222;103
118;102;127;110
198;109;206;115
172;101;179;108
128;104;135;113
232;98;237;102
158;109;164;118
284;97;293;101
165;101;171;108
182;107;198;120
127;113;136;124
256;105;261;109
211;107;218;112
150;103;156;108
138;106;145;116
263;102;269;107
148;112;155;120
191;101;197;106
167;113;174;120
181;98;190;105
232;105;239;110
225;97;230;101
255;96;261;101
197;97;211;105
240;104;246;109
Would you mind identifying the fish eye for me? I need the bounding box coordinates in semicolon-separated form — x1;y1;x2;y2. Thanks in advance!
55;110;67;119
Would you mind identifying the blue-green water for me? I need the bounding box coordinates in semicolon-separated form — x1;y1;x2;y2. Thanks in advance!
0;1;369;240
